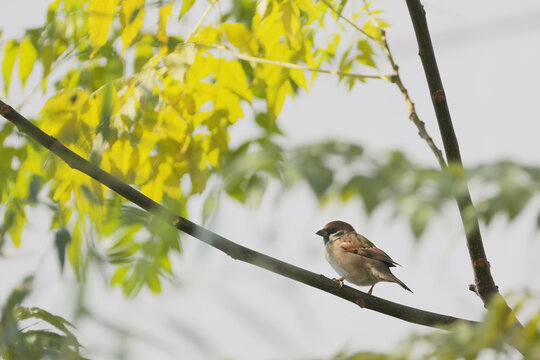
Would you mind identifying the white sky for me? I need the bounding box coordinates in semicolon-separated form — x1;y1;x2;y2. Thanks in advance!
1;1;540;359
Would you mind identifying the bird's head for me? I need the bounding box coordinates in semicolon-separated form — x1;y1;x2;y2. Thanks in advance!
316;221;355;245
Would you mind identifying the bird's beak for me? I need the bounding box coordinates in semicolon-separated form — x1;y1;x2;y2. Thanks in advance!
316;229;327;237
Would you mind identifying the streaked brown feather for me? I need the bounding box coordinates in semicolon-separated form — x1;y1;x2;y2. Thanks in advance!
338;232;399;267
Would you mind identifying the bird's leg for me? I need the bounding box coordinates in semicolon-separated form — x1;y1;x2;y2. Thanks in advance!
367;284;375;295
332;277;345;287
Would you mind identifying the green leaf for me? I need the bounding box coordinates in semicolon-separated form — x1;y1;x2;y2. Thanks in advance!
54;228;71;270
3;277;33;316
16;307;77;339
299;161;333;197
255;112;283;134
3;203;26;247
355;39;376;68
2;40;20;95
410;206;433;238
67;219;85;280
202;189;219;224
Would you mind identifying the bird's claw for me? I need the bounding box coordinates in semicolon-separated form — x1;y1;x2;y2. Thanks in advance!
332;277;345;287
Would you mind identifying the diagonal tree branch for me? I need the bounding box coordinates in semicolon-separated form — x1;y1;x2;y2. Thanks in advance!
0;99;474;329
404;0;501;305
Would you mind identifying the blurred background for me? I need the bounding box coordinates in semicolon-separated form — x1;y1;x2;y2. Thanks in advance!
1;0;540;359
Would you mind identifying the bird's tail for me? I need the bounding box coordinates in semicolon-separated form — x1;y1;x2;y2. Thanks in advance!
391;274;413;293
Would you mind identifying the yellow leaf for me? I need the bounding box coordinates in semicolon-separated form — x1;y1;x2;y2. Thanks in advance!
120;0;146;54
267;79;292;121
18;37;38;87
280;0;300;41
52;163;76;206
89;0;119;56
109;138;135;177
111;266;130;286
40;89;89;114
157;3;173;53
222;23;256;54
2;40;19;95
164;44;196;81
296;0;319;23
146;271;162;293
220;59;252;102
178;0;196;21
192;24;220;44
134;34;154;71
186;53;214;83
289;68;307;90
140;162;172;203
161;105;188;142
80;96;99;127
73;174;93;213
5;205;25;247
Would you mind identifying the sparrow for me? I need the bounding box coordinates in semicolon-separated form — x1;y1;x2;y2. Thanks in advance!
316;221;412;295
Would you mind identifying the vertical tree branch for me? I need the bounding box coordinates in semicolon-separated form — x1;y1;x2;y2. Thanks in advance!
403;0;499;304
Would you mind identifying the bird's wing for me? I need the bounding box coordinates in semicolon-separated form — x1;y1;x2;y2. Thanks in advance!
338;232;400;267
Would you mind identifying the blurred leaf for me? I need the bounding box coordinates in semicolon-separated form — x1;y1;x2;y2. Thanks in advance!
2;40;19;94
202;189;219;225
134;34;154;71
120;0;145;53
158;3;174;48
55;228;71;270
3;202;26;247
18;37;38;87
1;277;84;359
67;219;85;280
89;0;119;56
178;0;196;21
255;112;283;134
2;276;33;317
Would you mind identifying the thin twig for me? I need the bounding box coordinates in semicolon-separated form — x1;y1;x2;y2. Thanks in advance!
0;99;475;329
320;0;375;40
198;43;390;81
323;0;446;167
184;1;216;43
380;30;446;167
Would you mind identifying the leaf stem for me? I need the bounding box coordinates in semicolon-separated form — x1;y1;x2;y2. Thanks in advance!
198;43;390;81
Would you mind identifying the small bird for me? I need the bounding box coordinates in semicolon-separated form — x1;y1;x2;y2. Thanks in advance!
316;221;412;295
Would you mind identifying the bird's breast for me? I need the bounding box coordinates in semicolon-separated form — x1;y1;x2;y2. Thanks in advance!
325;242;375;286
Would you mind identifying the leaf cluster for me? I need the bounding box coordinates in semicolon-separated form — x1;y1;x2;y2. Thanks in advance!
219;138;540;238
0;0;387;294
0;277;85;360
336;295;540;359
